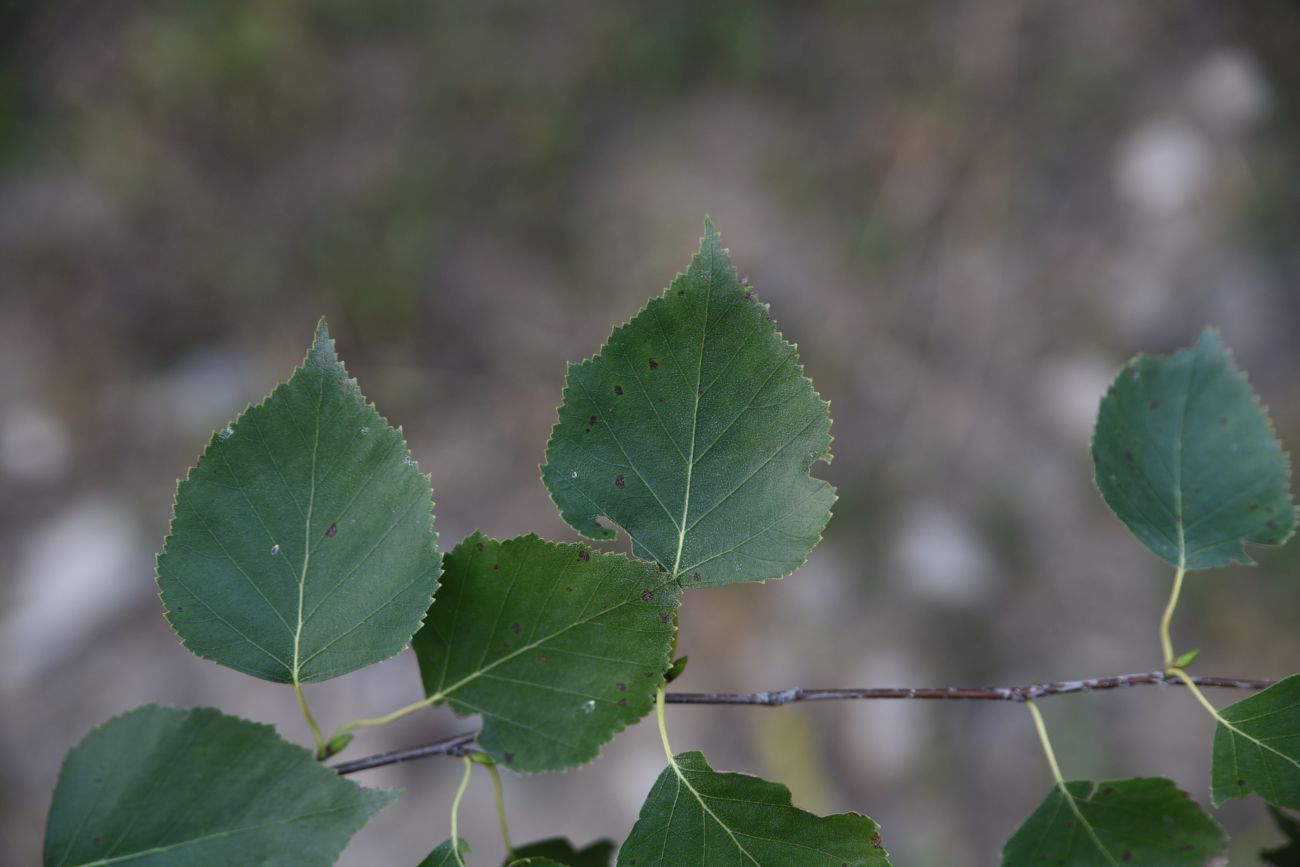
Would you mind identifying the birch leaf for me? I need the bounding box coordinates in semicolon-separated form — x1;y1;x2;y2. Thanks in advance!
1211;673;1300;810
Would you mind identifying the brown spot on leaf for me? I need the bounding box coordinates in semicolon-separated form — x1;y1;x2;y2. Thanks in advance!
475;541;485;551
564;585;573;592
616;682;627;691
659;612;671;623
615;474;625;488
641;590;654;601
1148;400;1160;411
504;752;514;763
589;415;597;425
578;549;590;562
871;833;882;848
538;654;549;664
325;523;337;537
648;358;659;370
614;385;624;396
617;698;628;706
693;571;701;582
511;623;521;635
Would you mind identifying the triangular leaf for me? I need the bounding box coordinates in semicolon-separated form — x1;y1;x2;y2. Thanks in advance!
1211;673;1300;809
413;534;680;773
44;705;394;866
1001;777;1225;866
419;838;471;867
157;319;439;683
617;750;889;866
506;837;613;867
542;219;835;587
1263;806;1300;866
1092;328;1295;569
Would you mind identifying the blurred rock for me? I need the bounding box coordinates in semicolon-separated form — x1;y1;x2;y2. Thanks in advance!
0;403;72;484
890;502;996;607
1115;119;1212;217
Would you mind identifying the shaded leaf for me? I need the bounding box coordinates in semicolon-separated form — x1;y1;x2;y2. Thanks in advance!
158;319;439;683
1001;777;1225;866
44;705;394;866
1093;328;1295;570
413;533;680;773
419;838;471;867
617;750;889;866
508;860;566;867
542;219;835;587
1263;806;1300;866
506;837;614;867
1211;673;1300;809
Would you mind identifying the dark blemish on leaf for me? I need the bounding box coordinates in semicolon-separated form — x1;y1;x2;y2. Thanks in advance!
1123;451;1134;463
94;777;102;784
538;654;549;664
616;682;627;691
1238;778;1246;786
564;586;573;592
176;607;184;612
1128;368;1140;380
1122;853;1132;862
615;474;625;488
94;837;102;847
511;623;521;635
693;571;701;582
617;698;628;707
659;611;671;623
1249;503;1259;511
503;640;510;648
644;671;655;678
578;549;590;562
475;541;485;552
1193;487;1202;496
656;396;665;404
641;590;654;601
325;522;337;537
677;289;685;296
648;358;659;370
1102;786;1114;796
614;385;624;395
493;564;499;570
1267;506;1276;514
602;601;612;609
504;752;514;764
1148;400;1160;411
1268;520;1278;529
871;833;882;849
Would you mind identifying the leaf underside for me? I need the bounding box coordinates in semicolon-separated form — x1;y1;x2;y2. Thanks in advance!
617;750;890;866
1001;777;1225;867
43;705;394;867
1093;328;1296;570
412;533;680;773
1212;673;1300;810
542;219;835;588
157;319;439;684
419;838;471;867
505;838;614;867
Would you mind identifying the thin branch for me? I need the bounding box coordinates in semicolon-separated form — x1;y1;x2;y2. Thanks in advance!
331;671;1271;775
663;671;1272;706
332;730;478;776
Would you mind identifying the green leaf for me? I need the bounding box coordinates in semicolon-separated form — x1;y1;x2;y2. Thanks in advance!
419;839;471;867
418;842;470;867
1263;806;1300;866
157;319;439;684
1092;328;1296;570
1171;648;1200;669
413;533;680;773
542;219;835;587
506;837;614;867
508;860;566;867
1211;673;1300;809
43;704;394;866
1001;777;1225;866
617;750;889;866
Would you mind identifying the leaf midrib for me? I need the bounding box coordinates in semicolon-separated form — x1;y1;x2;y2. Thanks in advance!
292;373;326;685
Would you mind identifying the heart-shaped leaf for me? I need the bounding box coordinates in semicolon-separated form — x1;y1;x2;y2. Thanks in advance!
1093;328;1295;569
1211;673;1300;809
542;219;835;587
617;750;889;866
44;705;394;866
506;837;613;867
413;534;680;773
157;319;439;684
1001;777;1225;866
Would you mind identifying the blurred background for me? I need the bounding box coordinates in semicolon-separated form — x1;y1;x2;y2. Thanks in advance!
3;1;1300;864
